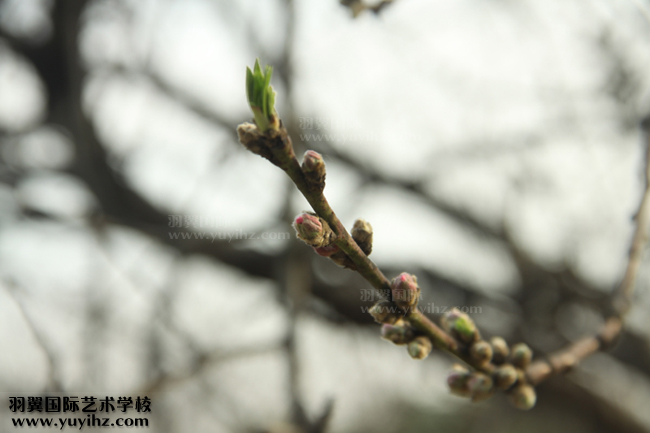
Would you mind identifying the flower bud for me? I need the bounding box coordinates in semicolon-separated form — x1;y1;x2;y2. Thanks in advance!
510;343;533;369
470;341;493;365
368;300;400;325
493;364;518;390
380;324;414;345
237;122;261;153
447;365;472;398
351;219;373;256
508;384;537;410
301;150;326;187
490;336;510;364
294;213;320;239
293;212;335;248
390;273;420;310
407;336;433;360
468;372;494;402
441;308;479;344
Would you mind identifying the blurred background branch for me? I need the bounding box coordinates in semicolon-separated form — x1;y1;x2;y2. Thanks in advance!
1;0;650;432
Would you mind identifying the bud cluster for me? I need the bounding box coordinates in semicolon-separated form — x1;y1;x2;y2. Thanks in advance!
446;361;536;409
293;215;375;271
437;310;537;409
238;58;543;412
371;277;538;409
378;321;433;361
446;365;494;402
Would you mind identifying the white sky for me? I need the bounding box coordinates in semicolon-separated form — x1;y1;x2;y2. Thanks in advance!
2;0;650;430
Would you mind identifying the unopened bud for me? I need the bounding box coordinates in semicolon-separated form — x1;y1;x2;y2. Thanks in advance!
368;300;400;325
293;212;335;248
510;343;533;369
468;372;494;402
447;365;472;398
493;364;518;390
351;219;373;256
390;273;420;310
301;150;326;187
294;213;321;240
407;336;433;360
490;336;510;364
237;122;262;154
441;308;479;344
470;341;493;365
508;384;537;410
380;324;414;345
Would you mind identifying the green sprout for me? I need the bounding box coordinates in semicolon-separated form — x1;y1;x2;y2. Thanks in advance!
246;59;278;132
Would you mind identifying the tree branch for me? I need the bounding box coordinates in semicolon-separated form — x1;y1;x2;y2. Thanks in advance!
237;122;501;377
238;79;650;407
526;131;650;385
4;280;64;392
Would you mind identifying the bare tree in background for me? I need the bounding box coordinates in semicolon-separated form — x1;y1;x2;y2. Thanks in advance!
2;1;650;432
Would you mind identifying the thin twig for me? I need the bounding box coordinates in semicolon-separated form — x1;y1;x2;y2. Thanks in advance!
614;132;650;316
526;132;650;385
238;117;650;400
4;281;64;392
237;123;499;375
137;345;281;396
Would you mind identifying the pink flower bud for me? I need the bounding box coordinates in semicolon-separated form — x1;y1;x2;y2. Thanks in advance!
390;273;420;310
294;213;322;240
302;150;324;172
302;150;326;187
293;212;335;248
